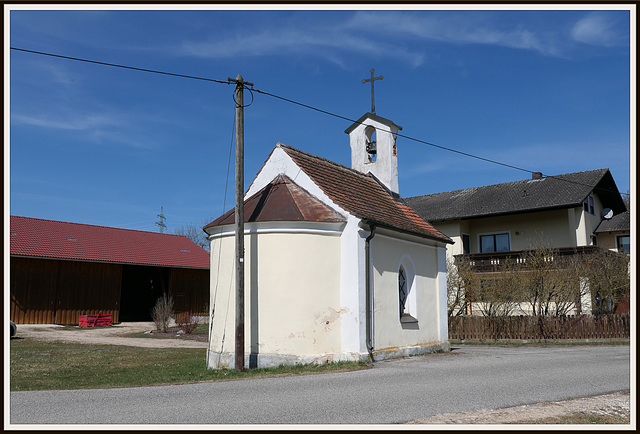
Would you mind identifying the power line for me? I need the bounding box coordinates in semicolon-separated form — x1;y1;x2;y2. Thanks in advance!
254;88;535;174
254;88;630;199
10;46;630;198
10;47;229;85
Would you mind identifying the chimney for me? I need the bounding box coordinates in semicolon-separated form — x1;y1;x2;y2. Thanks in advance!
532;172;543;180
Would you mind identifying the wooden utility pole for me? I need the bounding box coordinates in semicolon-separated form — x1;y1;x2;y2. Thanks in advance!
229;74;252;371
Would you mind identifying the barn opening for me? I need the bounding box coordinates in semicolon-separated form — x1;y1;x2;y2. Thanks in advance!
119;265;170;322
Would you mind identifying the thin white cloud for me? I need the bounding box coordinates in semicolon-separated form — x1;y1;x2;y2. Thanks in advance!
345;11;558;56
10;111;158;149
571;12;628;47
179;19;425;67
11;112;121;131
178;10;607;65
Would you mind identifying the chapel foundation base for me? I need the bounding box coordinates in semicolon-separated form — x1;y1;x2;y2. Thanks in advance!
371;341;451;361
207;342;450;370
206;349;368;370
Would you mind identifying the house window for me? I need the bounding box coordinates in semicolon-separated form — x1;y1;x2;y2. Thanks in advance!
479;233;510;253
462;234;470;254
398;256;418;324
617;235;630;254
583;195;595;215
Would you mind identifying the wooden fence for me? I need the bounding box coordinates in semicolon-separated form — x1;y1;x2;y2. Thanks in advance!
449;314;630;341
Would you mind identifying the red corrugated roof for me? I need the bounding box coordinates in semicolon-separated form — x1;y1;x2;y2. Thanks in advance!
10;216;210;269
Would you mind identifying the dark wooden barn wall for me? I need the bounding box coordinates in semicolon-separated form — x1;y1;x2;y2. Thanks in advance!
170;268;210;321
10;257;59;324
11;257;210;325
10;257;121;325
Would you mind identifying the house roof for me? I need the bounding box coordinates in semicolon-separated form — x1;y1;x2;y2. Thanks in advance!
205;174;346;228
405;168;627;222
215;144;450;243
10;215;210;269
594;210;631;233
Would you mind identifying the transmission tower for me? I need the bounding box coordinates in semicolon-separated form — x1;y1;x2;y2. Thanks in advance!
155;206;167;233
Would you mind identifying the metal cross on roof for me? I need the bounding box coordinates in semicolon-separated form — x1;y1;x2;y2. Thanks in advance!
362;68;383;114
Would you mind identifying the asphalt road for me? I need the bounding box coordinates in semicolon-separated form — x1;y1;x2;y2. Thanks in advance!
9;345;630;425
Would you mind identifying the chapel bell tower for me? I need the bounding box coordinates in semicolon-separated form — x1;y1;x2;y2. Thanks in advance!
346;69;402;194
345;113;402;194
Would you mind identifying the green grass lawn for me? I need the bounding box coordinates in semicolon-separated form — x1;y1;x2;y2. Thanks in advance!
9;337;369;391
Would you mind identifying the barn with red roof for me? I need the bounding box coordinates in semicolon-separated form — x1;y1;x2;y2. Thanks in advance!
10;216;209;325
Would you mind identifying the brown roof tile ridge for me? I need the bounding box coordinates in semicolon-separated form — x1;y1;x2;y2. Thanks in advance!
364;174;453;243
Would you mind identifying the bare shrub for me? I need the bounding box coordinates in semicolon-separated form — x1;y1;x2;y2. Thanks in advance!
450;255;520;318
177;312;200;334
578;249;630;314
450;243;630;322
447;257;476;316
471;258;520;317
152;294;174;332
518;245;561;316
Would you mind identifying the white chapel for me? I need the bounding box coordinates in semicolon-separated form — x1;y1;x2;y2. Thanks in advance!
204;109;453;369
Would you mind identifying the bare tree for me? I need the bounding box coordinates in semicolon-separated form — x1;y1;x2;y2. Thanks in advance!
543;254;586;316
174;217;215;252
623;189;630;210
578;249;630;314
448;242;630;319
447;257;473;316
516;244;586;317
467;257;520;317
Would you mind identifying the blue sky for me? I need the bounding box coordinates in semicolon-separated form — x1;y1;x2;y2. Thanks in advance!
7;6;633;234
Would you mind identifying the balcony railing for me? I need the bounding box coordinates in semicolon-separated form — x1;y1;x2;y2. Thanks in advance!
454;246;600;273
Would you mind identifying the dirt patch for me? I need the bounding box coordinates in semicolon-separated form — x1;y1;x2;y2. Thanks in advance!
13;322;208;349
408;390;630;424
148;326;208;342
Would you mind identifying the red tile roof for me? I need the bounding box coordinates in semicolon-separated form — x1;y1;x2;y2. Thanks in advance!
279;144;451;243
211;144;450;243
10;216;210;269
205;174;346;229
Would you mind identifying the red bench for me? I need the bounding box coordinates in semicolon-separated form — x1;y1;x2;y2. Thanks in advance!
79;313;113;327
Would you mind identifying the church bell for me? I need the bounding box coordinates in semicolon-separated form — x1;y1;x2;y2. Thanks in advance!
366;139;377;155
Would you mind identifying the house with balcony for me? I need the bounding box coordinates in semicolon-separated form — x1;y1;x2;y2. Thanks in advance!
405;168;627;260
405;169;629;315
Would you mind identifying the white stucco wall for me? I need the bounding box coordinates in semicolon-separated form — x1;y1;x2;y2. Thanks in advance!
207;223;345;369
348;117;400;194
339;217;368;357
369;231;449;357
